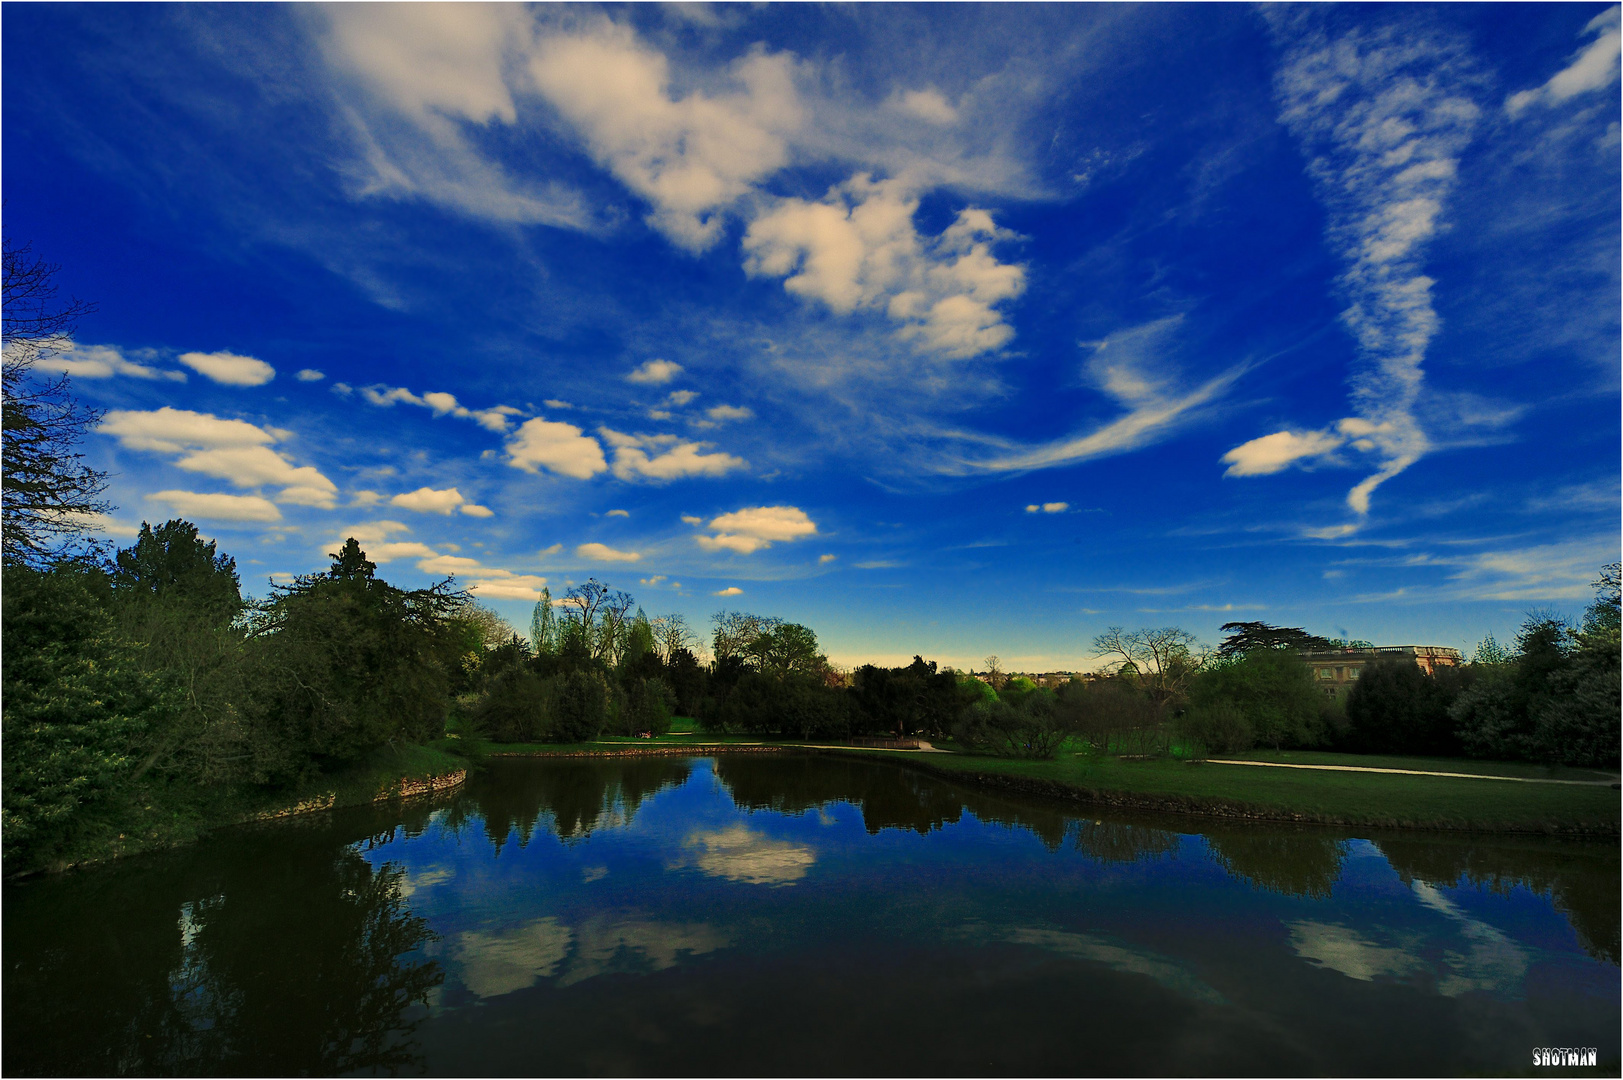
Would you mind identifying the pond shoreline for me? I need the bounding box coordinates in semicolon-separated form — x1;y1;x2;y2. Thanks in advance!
489;744;1621;837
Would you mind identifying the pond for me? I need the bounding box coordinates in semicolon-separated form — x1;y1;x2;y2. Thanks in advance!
5;754;1618;1076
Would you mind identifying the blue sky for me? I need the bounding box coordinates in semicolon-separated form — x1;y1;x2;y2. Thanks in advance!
4;3;1618;669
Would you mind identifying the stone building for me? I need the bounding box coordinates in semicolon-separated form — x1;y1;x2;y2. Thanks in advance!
1297;645;1463;698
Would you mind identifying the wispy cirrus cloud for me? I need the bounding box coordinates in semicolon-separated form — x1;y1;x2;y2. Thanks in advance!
1225;18;1485;521
39;343;186;382
955;317;1244;475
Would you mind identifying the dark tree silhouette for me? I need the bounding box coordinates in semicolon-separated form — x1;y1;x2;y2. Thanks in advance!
2;237;108;564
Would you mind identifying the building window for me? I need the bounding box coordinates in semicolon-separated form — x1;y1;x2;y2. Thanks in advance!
1317;668;1335;680
1348;668;1360;680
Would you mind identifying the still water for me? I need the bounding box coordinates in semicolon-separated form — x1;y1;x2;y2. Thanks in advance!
5;754;1619;1076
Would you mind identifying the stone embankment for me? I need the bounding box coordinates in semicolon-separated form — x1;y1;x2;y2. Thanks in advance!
247;769;468;822
488;746;793;759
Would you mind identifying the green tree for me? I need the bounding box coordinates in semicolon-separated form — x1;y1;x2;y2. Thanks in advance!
1532;564;1620;767
1452;614;1573;762
2;562;173;868
1091;626;1208;709
1187;648;1326;750
749;621;824;678
108;520;249;784
529;587;558;655
1216;621;1332;658
247;539;468;777
1342;658;1467;756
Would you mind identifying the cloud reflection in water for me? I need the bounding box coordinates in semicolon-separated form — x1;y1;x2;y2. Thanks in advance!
1288;880;1530;998
672;824;817;886
1003;927;1226;1005
450;914;732;999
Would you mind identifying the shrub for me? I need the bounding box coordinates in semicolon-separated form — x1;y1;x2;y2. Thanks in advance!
547;669;609;743
952;694;1072;759
1056;678;1165;756
473;669;553;743
1177;702;1253;755
621;676;675;737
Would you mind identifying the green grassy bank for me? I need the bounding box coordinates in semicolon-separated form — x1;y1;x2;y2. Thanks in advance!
869;748;1621;834
12;743;472;877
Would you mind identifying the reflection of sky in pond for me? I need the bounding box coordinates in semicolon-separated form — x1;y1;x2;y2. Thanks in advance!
336;757;1616;1073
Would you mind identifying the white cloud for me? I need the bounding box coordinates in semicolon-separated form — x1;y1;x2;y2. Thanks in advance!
178;350;276;387
469;573;550;601
295;369;326;382
705;404;753;422
338;519;413;543
460;503;495;518
39;343;185;382
391;486;468;515
365;540;440;563
417;554;486;575
742;175;1026;359
150;490;282;523
681;515;703;525
625;358;684;385
666;390;699;406
103;407;338;508
640;574;667;586
599;428;747;481
539;543;563;556
713;586;744;597
360;384;522;432
1507;6;1620;115
819;553;837;563
895;88;958;125
696;505;817;555
577;542;641;563
544;399;573;409
350;490;385;507
606;508;630;517
1025;501;1069;513
1221;427;1350;477
1236;20;1483;519
65;512;143;538
362;385;425;407
529;24;799;251
506;418;609;479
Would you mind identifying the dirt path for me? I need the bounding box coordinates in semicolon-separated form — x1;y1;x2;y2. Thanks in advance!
1205;759;1620;787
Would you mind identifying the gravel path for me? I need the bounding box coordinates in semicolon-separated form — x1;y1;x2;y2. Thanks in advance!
1204;759;1620;786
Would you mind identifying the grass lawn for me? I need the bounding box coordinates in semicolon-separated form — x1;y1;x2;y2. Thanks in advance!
908;747;1620;832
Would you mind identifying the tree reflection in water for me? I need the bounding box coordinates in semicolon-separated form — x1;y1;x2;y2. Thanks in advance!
1375;835;1621;964
4;814;442;1077
446;757;693;851
1202;829;1350;900
713;754;1181;862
